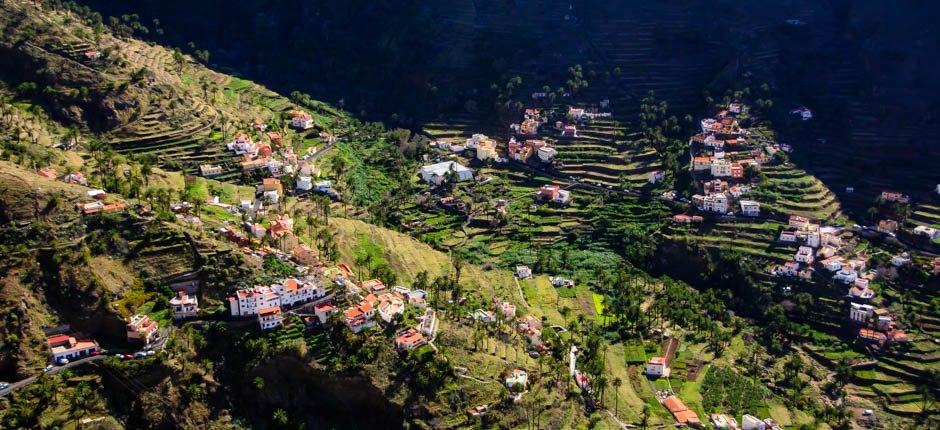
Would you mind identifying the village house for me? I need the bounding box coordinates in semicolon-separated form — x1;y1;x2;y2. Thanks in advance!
505;368;528;389
126;314;159;346
38;167;58;179
200;164;223;177
230;285;279;317
662;395;701;427
516;265;533;279
296;175;313;191
227;133;258;157
377;293;405;323
705;179;729;194
645;356;670;377
497;301;517;319
778;227;798;243
834;268;859;284
740;200;760;217
692;156;713;171
891;252;912;267
344;301;376;333
258;306;284;331
47;334;99;363
711;159;733;177
473;309;497;324
881;191;910;204
314;303;337;324
267;131;282;146
693;193;729;214
848;285;876;301
249;223;266;239
913;225;940;240
169;291;199;320
537;145;557;162
64;172;88;185
418;309;438;337
649;170;665;184
742;415;766;430
291;244;320;267
790;107;812;120
711;414;739;429
419;161;473;184
877;219;899;234
794;246;815;264
395;328;427;351
290;110;315;130
672;214;704;224
475;137;499;161
261;177;284;196
519;118;540;135
567;106;586;120
273;278;325;307
83;50;102;61
537;184;571;205
850;303;875;324
562;124;577;137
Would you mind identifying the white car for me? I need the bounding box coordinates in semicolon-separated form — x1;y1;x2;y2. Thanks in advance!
862;409;874;416
43;365;53;372
57;358;69;365
0;382;9;390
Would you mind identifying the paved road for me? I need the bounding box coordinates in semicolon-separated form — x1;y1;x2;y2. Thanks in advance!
0;355;107;398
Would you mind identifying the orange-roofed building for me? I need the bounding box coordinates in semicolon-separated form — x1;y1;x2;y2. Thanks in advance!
261;177;283;194
267;131;283;146
645;356;670;377
362;279;386;293
395;328;427;351
39;167;58;179
258;143;273;158
291;110;315;130
258;306;283;330
47;334;99;363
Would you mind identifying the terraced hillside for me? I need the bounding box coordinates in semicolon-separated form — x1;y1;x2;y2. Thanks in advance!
0;0;346;178
555;120;663;189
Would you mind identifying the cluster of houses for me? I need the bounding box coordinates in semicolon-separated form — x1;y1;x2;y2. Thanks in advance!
849;303;910;348
769;215;846;281
710;414;785;430
340;277;439;351
37;167;128;216
229;276;328;330
687;103;773;217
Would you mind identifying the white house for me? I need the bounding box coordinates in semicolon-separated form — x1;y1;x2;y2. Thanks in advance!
850;303;874;324
419;161;473;184
291;111;315;130
740;200;760;216
536;146;557;162
645;356;670;377
296;176;313;191
47;335;99;363
169;291;199;320
834;268;858;284
891;253;912;267
229;286;280;317
126;315;159;346
314;303;337;324
702;193;729;213
258;306;284;330
515;265;533;279
779;228;798;243
794;246;815;264
476;138;499;161
227;133;257;156
711;414;739;430
742;415;766;430
790;107;812;121
711;159;733;177
649;170;665;184
344;302;376;333
914;225;940;240
505;369;528;389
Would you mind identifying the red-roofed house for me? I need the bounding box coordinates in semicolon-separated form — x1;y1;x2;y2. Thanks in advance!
47;335;99;363
291;111;315;130
645;356;670;377
39;167;58;179
345;301;376;333
395;328;427;351
258;306;284;330
126;314;159;345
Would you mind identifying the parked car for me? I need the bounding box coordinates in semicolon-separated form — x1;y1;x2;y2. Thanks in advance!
0;382;10;390
134;352;147;358
43;365;53;372
146;350;156;356
122;354;134;360
57;358;69;365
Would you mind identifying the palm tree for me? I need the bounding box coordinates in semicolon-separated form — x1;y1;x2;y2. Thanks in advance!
611;377;622;414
